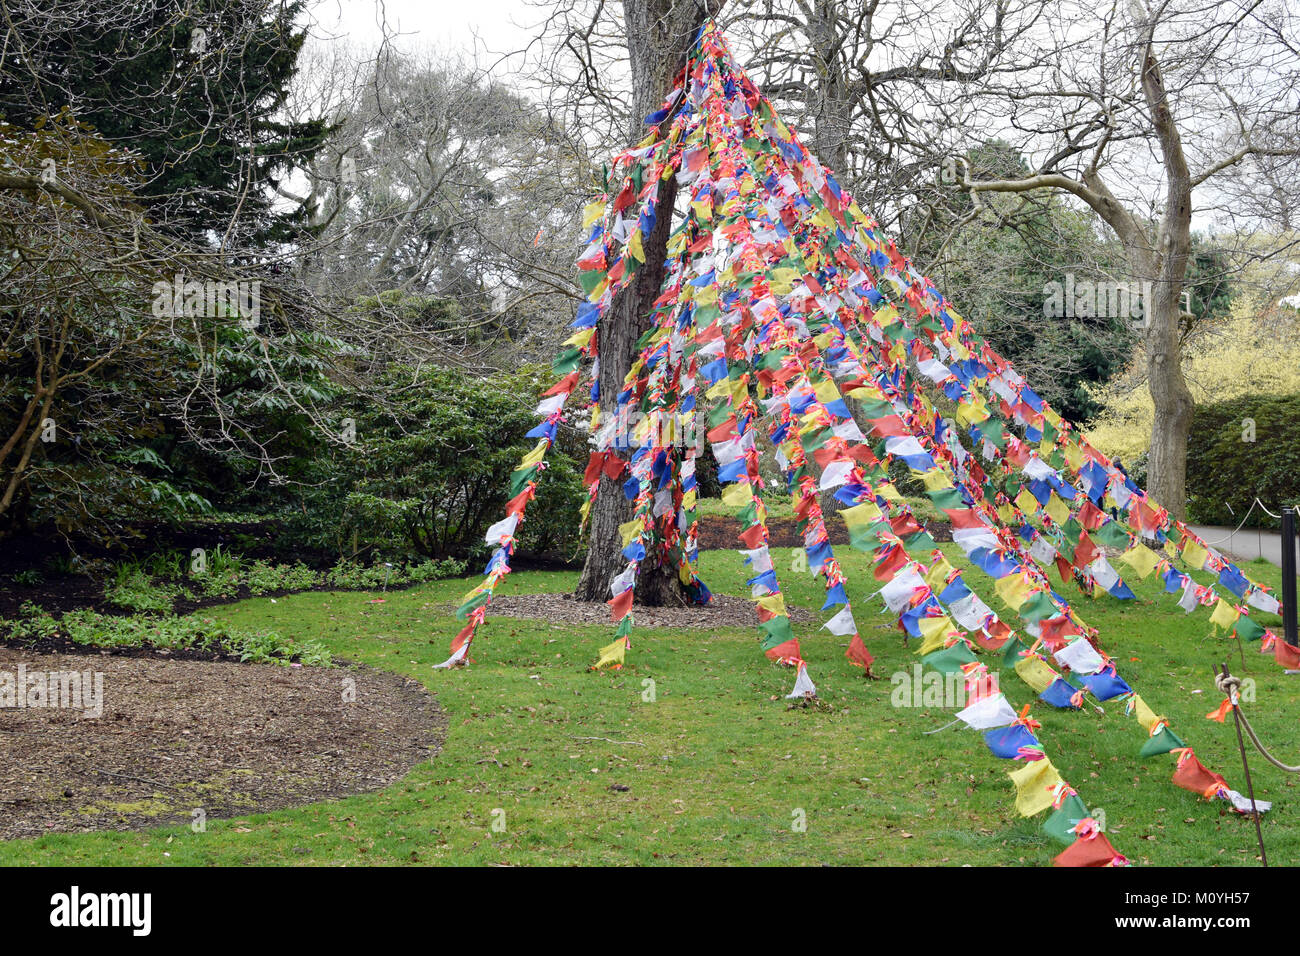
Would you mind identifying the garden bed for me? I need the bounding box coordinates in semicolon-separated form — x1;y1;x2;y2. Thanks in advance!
0;647;445;839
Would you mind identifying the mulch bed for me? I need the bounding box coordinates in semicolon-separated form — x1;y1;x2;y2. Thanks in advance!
0;647;446;839
485;592;817;628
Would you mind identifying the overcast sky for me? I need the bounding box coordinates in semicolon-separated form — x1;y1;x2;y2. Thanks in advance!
308;0;540;60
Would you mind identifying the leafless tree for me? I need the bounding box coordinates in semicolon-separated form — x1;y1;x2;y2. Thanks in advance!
937;0;1300;517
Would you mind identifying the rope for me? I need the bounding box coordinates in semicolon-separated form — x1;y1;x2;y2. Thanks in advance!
1255;498;1282;520
1215;671;1300;773
1193;498;1282;545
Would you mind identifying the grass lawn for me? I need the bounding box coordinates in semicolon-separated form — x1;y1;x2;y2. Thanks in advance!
1;545;1296;866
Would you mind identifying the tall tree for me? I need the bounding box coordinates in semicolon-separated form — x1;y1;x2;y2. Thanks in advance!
947;0;1300;517
0;0;330;246
573;0;727;604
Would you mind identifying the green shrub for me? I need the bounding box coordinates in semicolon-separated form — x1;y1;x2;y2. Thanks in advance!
1186;392;1300;528
292;364;586;562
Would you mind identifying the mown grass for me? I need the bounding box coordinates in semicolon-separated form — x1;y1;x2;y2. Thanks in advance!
1;543;1296;866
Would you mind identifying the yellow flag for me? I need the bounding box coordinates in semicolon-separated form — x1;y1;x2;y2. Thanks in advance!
581;200;605;229
925;556;955;593
730;376;748;406
1209;598;1238;631
1008;758;1064;817
1119;544;1160;580
721;480;752;508
757;593;787;618
877;482;903;502
1133;694;1165;733
813;377;841;405
1014;655;1058;694
563;326;595;349
705;377;733;401
1043;493;1069;526
618;518;643;548
518;439;549;469
769;268;797;294
997;503;1016;524
591;638;627;671
917;615;956;655
681;489;697;512
996;573;1034;611
921;469;953;492
626;228;646;263
1014;487;1040;516
1182;538;1209;571
841;501;882;529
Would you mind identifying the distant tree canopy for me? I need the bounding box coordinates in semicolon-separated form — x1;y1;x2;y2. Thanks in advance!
902;141;1136;422
0;0;330;245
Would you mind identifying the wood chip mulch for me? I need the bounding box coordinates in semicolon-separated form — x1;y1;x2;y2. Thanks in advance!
0;647;446;839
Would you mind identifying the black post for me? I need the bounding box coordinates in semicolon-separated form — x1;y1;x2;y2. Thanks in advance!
1283;507;1298;648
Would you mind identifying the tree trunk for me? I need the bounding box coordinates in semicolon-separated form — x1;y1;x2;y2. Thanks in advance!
573;0;721;605
1144;290;1194;520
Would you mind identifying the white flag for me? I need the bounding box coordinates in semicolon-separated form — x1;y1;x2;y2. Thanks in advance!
819;459;855;490
1087;557;1119;589
433;642;469;670
484;514;519;544
739;546;773;574
880;568;927;612
1054;638;1104;676
955;693;1018;730
786;664;817;699
1247;589;1281;615
534;393;565;418
949;592;994;630
822;605;857;636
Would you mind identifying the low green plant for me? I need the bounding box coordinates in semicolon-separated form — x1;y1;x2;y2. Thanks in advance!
2;606;330;666
245;560;321;595
12;568;44;586
105;567;176;614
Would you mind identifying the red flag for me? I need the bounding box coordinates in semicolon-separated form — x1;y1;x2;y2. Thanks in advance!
845;634;874;670
504;486;535;516
608;588;635;622
1073;531;1099;568
873;544;908;581
765;638;802;664
450;621;476;654
1053;832;1126;867
583;452;607;486
868;415;909;438
543;371;579;396
1171;750;1229;799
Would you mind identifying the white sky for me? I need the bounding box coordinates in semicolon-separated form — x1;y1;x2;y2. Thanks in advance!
307;0;540;60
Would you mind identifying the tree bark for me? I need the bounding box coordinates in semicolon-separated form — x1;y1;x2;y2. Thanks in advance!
574;0;723;604
1137;33;1194;520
